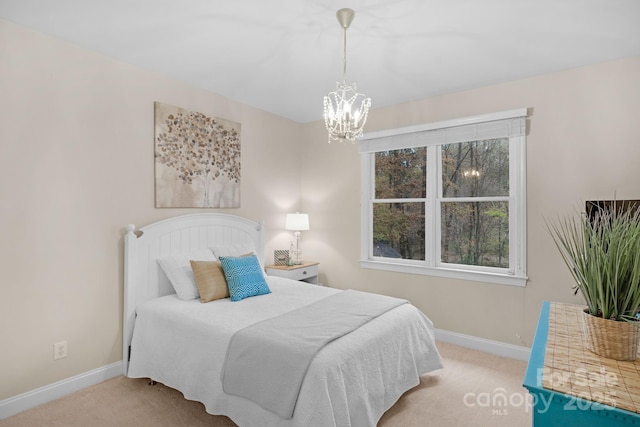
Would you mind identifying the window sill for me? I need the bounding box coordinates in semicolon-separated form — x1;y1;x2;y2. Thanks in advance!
360;259;528;287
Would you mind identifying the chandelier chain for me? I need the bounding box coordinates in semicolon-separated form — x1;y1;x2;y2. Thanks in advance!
342;25;348;84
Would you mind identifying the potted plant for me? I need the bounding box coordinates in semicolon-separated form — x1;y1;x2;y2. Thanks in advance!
547;202;640;361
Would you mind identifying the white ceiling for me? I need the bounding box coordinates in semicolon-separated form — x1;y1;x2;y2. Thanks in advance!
1;0;639;123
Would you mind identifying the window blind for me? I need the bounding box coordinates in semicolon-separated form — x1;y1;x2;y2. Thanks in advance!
359;108;527;153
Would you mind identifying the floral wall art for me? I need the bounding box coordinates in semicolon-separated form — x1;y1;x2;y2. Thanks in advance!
154;102;241;208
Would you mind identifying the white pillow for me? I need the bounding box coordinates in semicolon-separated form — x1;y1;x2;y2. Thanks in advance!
157;249;216;300
210;244;267;278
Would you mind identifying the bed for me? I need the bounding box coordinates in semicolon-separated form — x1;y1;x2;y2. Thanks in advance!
123;213;442;427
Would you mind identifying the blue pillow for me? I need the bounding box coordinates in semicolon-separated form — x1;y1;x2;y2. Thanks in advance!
219;254;271;302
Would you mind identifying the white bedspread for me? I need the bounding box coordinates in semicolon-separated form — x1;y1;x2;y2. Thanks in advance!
127;277;442;427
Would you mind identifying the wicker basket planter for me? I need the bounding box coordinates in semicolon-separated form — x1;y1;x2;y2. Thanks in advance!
582;308;640;361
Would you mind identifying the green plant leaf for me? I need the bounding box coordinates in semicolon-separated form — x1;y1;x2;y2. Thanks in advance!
546;202;640;321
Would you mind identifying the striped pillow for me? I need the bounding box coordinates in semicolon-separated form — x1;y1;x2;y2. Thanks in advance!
189;260;229;303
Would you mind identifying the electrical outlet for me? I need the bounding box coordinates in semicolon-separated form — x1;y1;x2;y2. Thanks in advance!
54;341;67;360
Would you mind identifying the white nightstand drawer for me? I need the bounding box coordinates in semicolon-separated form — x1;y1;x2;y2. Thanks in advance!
265;262;319;284
287;264;318;281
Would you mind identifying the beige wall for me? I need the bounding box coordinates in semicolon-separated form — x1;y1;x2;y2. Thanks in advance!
3;16;640;403
0;20;303;400
300;55;640;350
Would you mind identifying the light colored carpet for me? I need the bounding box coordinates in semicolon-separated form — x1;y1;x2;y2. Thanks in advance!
1;342;531;426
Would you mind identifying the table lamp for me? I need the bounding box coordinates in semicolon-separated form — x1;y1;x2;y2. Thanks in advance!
285;212;309;265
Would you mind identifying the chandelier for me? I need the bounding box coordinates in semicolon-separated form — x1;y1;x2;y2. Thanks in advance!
323;8;371;143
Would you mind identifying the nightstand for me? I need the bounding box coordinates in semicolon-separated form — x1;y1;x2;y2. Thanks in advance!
265;262;319;285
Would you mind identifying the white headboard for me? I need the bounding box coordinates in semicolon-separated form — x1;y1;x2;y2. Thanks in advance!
122;213;264;375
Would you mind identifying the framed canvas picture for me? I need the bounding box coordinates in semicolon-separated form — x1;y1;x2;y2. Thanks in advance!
154;102;241;208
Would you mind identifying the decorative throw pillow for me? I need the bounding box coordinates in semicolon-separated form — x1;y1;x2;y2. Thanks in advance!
211;244;268;279
219;254;271;302
189;260;229;303
157;250;216;300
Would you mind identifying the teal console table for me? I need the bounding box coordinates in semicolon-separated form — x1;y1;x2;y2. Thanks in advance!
523;301;640;426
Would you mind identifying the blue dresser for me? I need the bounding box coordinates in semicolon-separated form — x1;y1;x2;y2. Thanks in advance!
523;301;640;426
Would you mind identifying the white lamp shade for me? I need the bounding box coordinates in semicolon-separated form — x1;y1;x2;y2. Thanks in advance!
285;213;309;231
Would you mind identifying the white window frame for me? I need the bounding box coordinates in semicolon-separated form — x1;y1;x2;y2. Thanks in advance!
359;108;528;287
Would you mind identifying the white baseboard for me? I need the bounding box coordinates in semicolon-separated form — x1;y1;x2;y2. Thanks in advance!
0;361;122;420
435;328;530;362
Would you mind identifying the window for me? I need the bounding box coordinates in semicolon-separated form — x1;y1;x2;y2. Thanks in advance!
360;109;527;286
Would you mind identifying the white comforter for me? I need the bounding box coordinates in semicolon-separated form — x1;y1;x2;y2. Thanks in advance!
127;277;442;427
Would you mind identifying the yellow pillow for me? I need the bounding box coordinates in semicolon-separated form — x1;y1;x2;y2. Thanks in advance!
189;260;229;302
